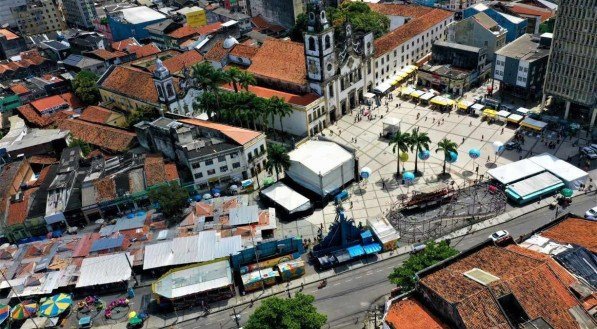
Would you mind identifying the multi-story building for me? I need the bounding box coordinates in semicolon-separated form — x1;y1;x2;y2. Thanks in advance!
0;29;27;59
542;0;597;127
414;0;480;11
107;6;167;42
0;0;27;28
248;0;305;29
448;12;507;61
464;3;527;43
134;117;267;190
62;0;97;30
12;0;67;36
493;33;551;100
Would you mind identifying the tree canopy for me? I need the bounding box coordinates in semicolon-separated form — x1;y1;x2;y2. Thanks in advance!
245;293;327;329
148;182;189;225
388;241;458;290
265;143;291;181
72;70;100;105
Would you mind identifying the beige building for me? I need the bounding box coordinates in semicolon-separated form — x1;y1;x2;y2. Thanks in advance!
12;0;66;36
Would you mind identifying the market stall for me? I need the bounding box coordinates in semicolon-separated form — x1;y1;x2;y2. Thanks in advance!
529;153;588;190
471;103;485;116
382;117;401;138
274;260;305;281
400;86;415;98
242;269;279;292
457;100;473;112
506;113;524;125
374;82;392;94
520;117;548;132
420;92;435;104
482;109;498;121
410;90;425;100
497;110;511;123
515;107;531;116
364;92;376;106
366;217;400;251
430;96;455;112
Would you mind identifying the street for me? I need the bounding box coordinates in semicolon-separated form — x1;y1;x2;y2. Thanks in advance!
176;193;596;329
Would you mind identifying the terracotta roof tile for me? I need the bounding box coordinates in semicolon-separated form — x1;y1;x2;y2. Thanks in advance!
221;83;319;106
248;38;306;86
229;44;259;59
510;5;553;22
144;154;167;187
204;41;229;62
179;118;262;145
505;245;577;287
27;155;58;165
385;298;448;329
30;95;68;113
59;92;84;110
374;9;453;58
6;187;37;226
195;22;223;35
93;177;117;202
148;50;203;73
100;66;160;104
89;49;128;60
10;83;29;95
57;119;137;152
111;38;140;51
368;3;432;18
164;163;179;182
195;202;214;217
168;25;202;39
129;44;161;58
79;106;115;124
32;165;53;187
251;15;285;33
0;29;19;40
542;217;597;253
16;104;54;127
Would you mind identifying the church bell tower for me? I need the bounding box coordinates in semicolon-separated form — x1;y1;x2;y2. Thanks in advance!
304;0;336;95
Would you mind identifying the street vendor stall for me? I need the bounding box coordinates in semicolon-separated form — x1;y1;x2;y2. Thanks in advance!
497;110;510;123
520;117;547;132
274;260;305;281
457;100;473;112
515;107;531;116
364;92;376;105
430;96;455;111
507;113;524;125
374;82;392;94
420;92;435;104
241;269;279;292
482;109;498;120
410;90;424;99
400;86;415;98
382;117;401;137
471;103;485;116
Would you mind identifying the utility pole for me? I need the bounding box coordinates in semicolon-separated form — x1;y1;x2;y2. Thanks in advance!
231;307;241;328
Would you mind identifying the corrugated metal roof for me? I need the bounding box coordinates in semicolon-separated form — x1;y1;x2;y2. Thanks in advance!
90;235;124;252
153;259;232;299
114;215;146;231
76;253;133;288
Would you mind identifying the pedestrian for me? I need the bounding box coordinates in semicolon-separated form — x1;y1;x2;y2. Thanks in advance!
475;165;479;173
487;155;490;162
462;137;465;144
469;121;472;127
501;127;504;134
350;201;353;209
481;135;484;140
433;118;436;123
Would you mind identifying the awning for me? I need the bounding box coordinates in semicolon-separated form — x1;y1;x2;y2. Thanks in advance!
374;82;392;94
457;100;473;110
390;78;400;86
516;107;530;115
520;117;547;131
401;86;415;95
364;92;375;99
332;250;351;263
420;92;435;101
363;243;382;255
404;65;417;74
497;110;511;119
471;104;485;111
483;109;498;118
410;90;424;98
346;245;365;259
398;72;409;78
431;97;448;106
507;113;524;123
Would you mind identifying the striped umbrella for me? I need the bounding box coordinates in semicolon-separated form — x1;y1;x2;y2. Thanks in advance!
11;301;37;320
40;293;72;317
0;304;9;325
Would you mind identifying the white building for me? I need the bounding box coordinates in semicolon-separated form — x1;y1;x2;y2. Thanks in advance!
62;0;98;29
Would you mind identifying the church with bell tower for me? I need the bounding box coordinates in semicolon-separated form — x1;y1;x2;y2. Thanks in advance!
304;0;375;122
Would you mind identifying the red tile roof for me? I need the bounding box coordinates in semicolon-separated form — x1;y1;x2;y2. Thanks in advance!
179;118;262;145
164;163;179;182
93;176;117;202
144;154;167;187
542;217;597;253
229;44;259;59
368;3;432;18
168;25;202;39
31;165;53;187
505;245;577;287
373;8;453;58
100;66;160;104
420;245;585;329
385;298;448;329
27;155;58;165
195;22;223;35
0;29;19;40
510;4;553;22
148;50;203;73
111;38;140;51
57;119;137;152
129;44;161;58
16;104;54;127
79;106;116;124
204;41;229;62
88;49;128;60
248;38;306;86
221;83;320;106
73;233;100;257
30;95;68;113
6;187;37;226
251;15;285;33
9;83;29;95
59;92;84;110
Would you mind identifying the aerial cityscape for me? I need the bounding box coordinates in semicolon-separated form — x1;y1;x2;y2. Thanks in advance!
0;0;595;328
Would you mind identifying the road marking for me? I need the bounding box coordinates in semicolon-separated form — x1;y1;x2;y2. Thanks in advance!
345;279;352;283
356;276;362;279
386;266;393;269
333;282;341;286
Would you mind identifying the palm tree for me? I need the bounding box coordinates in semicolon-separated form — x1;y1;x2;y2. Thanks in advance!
409;127;431;175
436;138;459;175
268;96;293;135
191;62;216;92
265;143;291;181
226;67;243;93
390;131;411;177
194;91;218;119
237;70;256;92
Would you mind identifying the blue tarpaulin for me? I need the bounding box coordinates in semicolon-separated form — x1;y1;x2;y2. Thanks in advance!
361;230;373;244
363;243;382;255
90;236;124;252
346;245;365;258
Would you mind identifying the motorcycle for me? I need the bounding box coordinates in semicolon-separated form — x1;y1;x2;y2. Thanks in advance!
318;279;327;289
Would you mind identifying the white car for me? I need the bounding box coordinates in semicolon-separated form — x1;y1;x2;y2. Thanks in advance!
489;230;510;242
585;207;597;220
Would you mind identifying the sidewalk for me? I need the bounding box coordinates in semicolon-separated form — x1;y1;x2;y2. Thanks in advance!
94;189;595;329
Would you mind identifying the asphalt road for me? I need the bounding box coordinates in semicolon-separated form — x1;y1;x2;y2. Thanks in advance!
177;194;596;329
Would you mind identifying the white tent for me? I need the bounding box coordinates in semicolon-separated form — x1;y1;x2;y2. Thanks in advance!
529;153;588;190
506;172;564;201
286;141;355;196
76;253;133;288
487;159;545;185
261;182;312;215
382;117;401;136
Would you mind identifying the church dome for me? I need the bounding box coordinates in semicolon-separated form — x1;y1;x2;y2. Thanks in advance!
223;35;239;49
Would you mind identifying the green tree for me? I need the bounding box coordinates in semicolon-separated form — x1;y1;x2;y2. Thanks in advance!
435;138;458;175
390;130;411;176
191;62;228;120
265;143;291;181
409;127;431;176
539;18;555;34
68;137;91;156
148;183;189;225
226;67;243;93
237;70;256;92
72;70;100;105
289;12;308;42
388;241;458;290
245;293;327;329
124;106;160;128
268;96;293;134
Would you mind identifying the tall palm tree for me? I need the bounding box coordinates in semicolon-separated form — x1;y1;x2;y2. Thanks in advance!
194;91;218;119
409;127;431;175
238;70;256;92
268;96;293;134
191;62;216;92
226;67;243;93
265;143;291;181
390;131;411;176
436;138;459;175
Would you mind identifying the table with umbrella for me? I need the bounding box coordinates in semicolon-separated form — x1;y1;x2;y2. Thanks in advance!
40;293;72;318
11;301;37;321
560;188;573;198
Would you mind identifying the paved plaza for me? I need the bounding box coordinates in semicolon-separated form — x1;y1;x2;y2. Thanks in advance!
274;86;596;242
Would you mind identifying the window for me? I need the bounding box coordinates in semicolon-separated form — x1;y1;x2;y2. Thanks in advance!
220;166;228;172
194;173;203;179
166;84;174;97
329;84;334;97
260;145;265;153
207;169;216;175
218;156;226;162
308;37;316;51
324;35;331;49
205;159;213;165
192;163;200;169
232;162;241;169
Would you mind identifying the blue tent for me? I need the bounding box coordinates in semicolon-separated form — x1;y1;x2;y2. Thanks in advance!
346;245;365;259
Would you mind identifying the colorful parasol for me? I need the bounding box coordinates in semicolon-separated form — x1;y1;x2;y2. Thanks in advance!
0;304;9;324
11;300;37;320
40;293;72;317
560;188;573;198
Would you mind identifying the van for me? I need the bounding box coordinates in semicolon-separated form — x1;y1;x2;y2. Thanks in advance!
411;243;426;254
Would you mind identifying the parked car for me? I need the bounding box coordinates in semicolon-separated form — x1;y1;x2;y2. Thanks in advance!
590;144;597;152
580;147;597;159
489;230;510;242
505;141;520;150
585;206;597;220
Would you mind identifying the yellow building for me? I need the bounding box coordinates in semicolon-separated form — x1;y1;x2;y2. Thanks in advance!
176;7;206;28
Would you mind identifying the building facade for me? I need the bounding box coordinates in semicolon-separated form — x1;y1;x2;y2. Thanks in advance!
62;0;97;30
12;0;67;36
448;12;506;61
0;0;27;28
107;6;167;42
542;0;597;126
249;0;305;29
493;34;550;100
464;3;527;43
